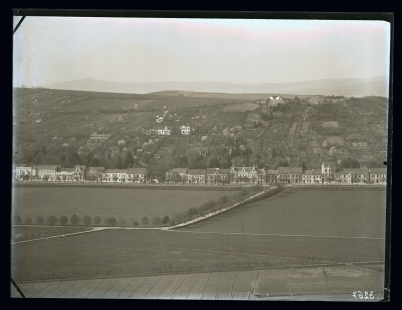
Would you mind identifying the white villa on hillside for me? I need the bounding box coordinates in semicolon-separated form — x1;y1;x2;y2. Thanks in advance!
157;126;171;135
181;125;191;135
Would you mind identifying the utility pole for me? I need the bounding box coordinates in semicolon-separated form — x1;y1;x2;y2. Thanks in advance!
242;221;243;234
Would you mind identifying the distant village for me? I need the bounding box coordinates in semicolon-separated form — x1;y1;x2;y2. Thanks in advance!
14;162;386;185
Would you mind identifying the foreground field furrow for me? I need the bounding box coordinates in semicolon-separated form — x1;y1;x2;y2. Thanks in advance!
20;282;53;298
231;271;254;300
41;281;78;298
100;277;135;299
144;276;174;299
71;279;105;298
185;273;211;300
115;277;145;299
217;272;237;300
157;275;187;299
171;274;199;299
87;278;120;298
200;273;221;300
129;276;162;299
55;280;87;298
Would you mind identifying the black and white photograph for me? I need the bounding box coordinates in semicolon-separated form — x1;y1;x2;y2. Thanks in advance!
11;11;391;300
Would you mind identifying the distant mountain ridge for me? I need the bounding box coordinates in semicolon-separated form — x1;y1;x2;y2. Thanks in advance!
42;76;389;96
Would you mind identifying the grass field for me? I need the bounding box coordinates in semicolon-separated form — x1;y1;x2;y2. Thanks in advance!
60;98;155;112
12;265;384;300
222;103;260;112
12;187;239;225
11;227;384;282
180;189;387;238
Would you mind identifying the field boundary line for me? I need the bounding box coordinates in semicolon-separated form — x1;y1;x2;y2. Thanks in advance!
11;227;110;244
167;230;385;240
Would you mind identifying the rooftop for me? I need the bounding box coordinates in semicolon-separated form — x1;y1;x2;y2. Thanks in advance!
127;168;147;174
34;165;60;170
304;169;322;175
369;168;387;174
187;169;206;175
337;168;369;174
104;169;128;174
167;168;188;174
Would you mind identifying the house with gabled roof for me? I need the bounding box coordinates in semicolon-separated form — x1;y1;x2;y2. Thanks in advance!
302;169;322;184
127;168;148;183
257;168;267;184
15;165;35;181
369;168;387;184
206;168;230;184
278;166;302;184
186;169;206;184
102;169;127;183
165;168;188;183
266;169;278;183
321;161;337;183
34;165;60;181
56;168;75;182
229;165;258;184
335;167;369;184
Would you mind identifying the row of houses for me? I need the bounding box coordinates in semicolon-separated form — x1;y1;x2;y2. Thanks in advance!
267;162;387;184
166;162;387;185
166;166;268;185
146;125;191;136
14;165;149;183
14;162;387;185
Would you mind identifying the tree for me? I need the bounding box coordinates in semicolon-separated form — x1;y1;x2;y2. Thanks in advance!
94;216;101;226
82;215;92;227
124;152;134;168
142;216;149;227
59;216;68;226
116;156;123;169
154;216;162;228
35;215;44;225
301;161;308;171
133;221;139;228
25;216;32;226
13;215;22;225
162;215;170;226
106;217;117;227
70;214;81;227
118;217;126;227
47;215;58;227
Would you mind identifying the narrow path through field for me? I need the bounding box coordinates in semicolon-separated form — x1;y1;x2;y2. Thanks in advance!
11;227;109;244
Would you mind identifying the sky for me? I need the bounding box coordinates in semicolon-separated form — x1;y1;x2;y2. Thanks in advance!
13;17;391;87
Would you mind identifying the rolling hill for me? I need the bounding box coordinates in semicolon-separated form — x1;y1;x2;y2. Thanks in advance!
42;76;389;97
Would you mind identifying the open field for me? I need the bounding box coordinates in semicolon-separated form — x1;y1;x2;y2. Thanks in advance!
60;98;155;112
222;103;259;112
180;189;387;238
11;265;385;300
12;187;239;225
11;227;384;282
